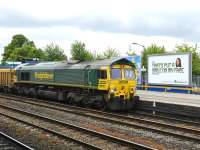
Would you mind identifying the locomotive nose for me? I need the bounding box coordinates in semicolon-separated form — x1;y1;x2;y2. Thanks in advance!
109;81;130;100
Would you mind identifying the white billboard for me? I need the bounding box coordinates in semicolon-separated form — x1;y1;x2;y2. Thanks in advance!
148;53;192;86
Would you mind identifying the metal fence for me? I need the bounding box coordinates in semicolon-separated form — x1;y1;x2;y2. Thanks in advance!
138;74;200;94
192;75;200;87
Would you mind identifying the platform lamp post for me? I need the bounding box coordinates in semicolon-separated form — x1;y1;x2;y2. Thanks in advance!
132;42;145;49
131;42;146;89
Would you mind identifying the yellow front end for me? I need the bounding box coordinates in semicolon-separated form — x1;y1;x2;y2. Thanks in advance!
109;79;136;100
108;65;136;99
97;64;138;111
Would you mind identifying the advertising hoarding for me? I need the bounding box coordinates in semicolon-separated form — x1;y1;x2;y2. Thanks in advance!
148;53;192;86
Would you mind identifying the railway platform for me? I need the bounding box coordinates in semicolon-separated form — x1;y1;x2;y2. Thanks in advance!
136;90;200;107
136;90;200;119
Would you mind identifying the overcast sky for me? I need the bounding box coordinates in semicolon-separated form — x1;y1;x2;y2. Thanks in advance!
0;0;200;60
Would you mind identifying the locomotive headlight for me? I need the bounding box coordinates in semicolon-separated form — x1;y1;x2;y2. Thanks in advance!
110;87;117;93
110;89;115;93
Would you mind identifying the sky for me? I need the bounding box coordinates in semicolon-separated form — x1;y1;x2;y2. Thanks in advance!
0;0;200;60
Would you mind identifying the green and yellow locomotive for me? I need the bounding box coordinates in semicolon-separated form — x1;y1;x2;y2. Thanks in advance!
0;58;139;111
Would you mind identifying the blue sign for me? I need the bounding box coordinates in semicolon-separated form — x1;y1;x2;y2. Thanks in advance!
126;56;142;84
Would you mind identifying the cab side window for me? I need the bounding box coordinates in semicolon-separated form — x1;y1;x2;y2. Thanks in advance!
97;70;107;79
21;72;30;81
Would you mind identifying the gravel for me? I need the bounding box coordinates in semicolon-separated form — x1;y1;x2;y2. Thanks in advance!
0;115;87;150
0;98;200;149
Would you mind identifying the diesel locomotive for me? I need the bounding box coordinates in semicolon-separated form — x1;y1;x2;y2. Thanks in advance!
0;57;139;111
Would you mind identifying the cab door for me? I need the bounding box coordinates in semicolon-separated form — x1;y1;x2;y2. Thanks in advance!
97;69;108;90
84;65;92;86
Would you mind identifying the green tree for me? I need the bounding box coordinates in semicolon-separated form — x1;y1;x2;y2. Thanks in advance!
43;43;66;61
103;47;120;59
70;41;93;61
174;44;200;75
91;47;120;60
2;34;44;63
10;43;44;62
142;44;166;70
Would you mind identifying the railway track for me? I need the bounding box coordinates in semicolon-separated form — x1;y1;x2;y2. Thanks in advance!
136;107;200;122
132;110;200;127
0;96;155;150
0;131;33;150
0;94;200;147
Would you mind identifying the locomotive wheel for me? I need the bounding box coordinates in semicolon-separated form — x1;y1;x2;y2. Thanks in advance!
68;96;74;104
99;101;107;111
28;88;36;98
66;92;76;105
81;96;93;108
3;87;8;93
74;95;84;106
92;96;106;110
18;87;25;96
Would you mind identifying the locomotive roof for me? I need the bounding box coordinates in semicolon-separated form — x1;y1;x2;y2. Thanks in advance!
16;57;135;70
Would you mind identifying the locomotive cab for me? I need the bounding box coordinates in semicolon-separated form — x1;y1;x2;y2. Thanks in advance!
97;61;138;111
109;65;136;100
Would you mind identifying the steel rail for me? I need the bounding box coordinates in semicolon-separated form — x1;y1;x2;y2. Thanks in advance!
132;111;200;127
0;131;34;150
0;104;156;150
0;112;102;150
1;94;200;142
